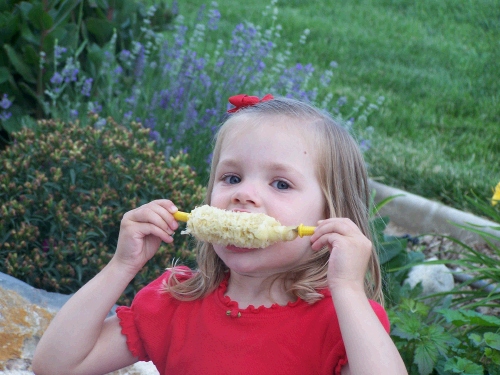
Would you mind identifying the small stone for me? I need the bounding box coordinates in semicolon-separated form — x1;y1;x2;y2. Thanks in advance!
405;257;455;296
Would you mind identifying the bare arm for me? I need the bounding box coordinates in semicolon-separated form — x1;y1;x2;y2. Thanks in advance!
311;218;408;375
334;285;407;375
32;200;179;375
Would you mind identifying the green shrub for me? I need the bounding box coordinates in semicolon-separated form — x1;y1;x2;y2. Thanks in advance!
370;193;425;307
389;293;500;375
0;117;205;304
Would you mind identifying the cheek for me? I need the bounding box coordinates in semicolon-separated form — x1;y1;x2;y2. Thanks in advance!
210;187;225;207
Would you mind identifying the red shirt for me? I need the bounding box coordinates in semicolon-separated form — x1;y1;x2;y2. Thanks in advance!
116;270;389;375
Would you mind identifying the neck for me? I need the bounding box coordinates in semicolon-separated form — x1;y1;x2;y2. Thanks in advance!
225;272;296;309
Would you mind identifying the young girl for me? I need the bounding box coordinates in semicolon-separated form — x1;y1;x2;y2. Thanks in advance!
33;95;407;375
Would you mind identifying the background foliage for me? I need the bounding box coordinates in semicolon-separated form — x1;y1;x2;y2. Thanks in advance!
0;0;499;372
0;118;205;303
0;0;175;134
178;0;500;219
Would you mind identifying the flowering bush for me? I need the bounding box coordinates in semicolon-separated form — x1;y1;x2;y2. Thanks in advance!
0;117;205;304
39;1;382;181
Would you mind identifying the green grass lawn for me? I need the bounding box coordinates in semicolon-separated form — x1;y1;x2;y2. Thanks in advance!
179;0;500;216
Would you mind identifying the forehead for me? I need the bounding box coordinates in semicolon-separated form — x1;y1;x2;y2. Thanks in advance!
217;115;321;171
221;113;319;150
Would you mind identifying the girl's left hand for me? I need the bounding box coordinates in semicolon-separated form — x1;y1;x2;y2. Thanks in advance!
310;218;372;292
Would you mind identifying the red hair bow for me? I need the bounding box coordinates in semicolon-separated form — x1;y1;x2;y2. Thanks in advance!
227;94;274;113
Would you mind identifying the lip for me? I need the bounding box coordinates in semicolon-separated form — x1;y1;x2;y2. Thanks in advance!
226;245;259;253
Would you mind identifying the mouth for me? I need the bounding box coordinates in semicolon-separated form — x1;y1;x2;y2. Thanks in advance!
226;245;259;253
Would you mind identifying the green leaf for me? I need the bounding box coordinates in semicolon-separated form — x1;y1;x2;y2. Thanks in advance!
0;66;9;84
0;113;22;133
371;215;388;233
85;17;114;45
414;342;438;375
3;44;36;83
20;22;40;45
19;82;48;114
378;236;406;264
484;347;500;365
18;2;34;19
28;4;54;30
52;0;82;31
485;332;500;350
468;333;483;347
391;312;423;340
439;308;500;327
444;357;484;375
372;193;405;214
0;11;20;45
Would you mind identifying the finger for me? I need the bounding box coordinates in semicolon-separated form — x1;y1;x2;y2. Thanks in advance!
151;199;179;214
310;218;359;242
124;204;177;235
131;222;175;244
311;232;344;252
153;200;181;230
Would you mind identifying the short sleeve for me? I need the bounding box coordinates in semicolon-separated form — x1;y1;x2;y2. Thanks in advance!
115;267;193;362
116;305;150;361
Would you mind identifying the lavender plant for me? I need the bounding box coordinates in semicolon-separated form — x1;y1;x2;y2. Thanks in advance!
42;1;382;181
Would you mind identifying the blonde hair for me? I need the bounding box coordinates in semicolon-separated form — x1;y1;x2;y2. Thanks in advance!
164;97;383;305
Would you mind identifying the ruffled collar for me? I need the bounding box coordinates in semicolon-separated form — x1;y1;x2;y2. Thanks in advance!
216;273;304;315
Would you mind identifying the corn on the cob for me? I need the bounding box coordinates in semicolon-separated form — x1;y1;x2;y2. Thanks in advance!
179;205;299;248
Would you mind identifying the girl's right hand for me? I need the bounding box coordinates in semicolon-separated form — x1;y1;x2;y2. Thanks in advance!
112;199;179;276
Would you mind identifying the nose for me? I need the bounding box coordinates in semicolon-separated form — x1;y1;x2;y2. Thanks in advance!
231;181;261;206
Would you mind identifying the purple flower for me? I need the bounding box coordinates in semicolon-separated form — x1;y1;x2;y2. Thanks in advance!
0;94;12;109
171;0;179;15
94;118;106;129
50;72;64;86
144;116;157;129
337;96;347;107
114;66;123;76
119;50;131;62
134;45;145;78
123;111;133;121
125;95;136;107
0;111;12;121
149;130;160;142
359;139;371;152
42;239;50;253
88;101;102;114
205;152;213;166
54;46;67;60
62;65;79;82
81;78;93;97
207;8;221;30
70;109;79;118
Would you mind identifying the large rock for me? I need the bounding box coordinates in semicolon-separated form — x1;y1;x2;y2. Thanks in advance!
0;272;158;375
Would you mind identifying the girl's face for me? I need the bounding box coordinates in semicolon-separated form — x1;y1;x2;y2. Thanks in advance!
210;116;326;278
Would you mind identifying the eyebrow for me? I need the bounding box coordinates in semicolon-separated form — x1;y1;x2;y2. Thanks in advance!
217;159;306;178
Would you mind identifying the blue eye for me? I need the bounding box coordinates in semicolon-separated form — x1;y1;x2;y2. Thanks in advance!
224;175;241;184
272;180;289;190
